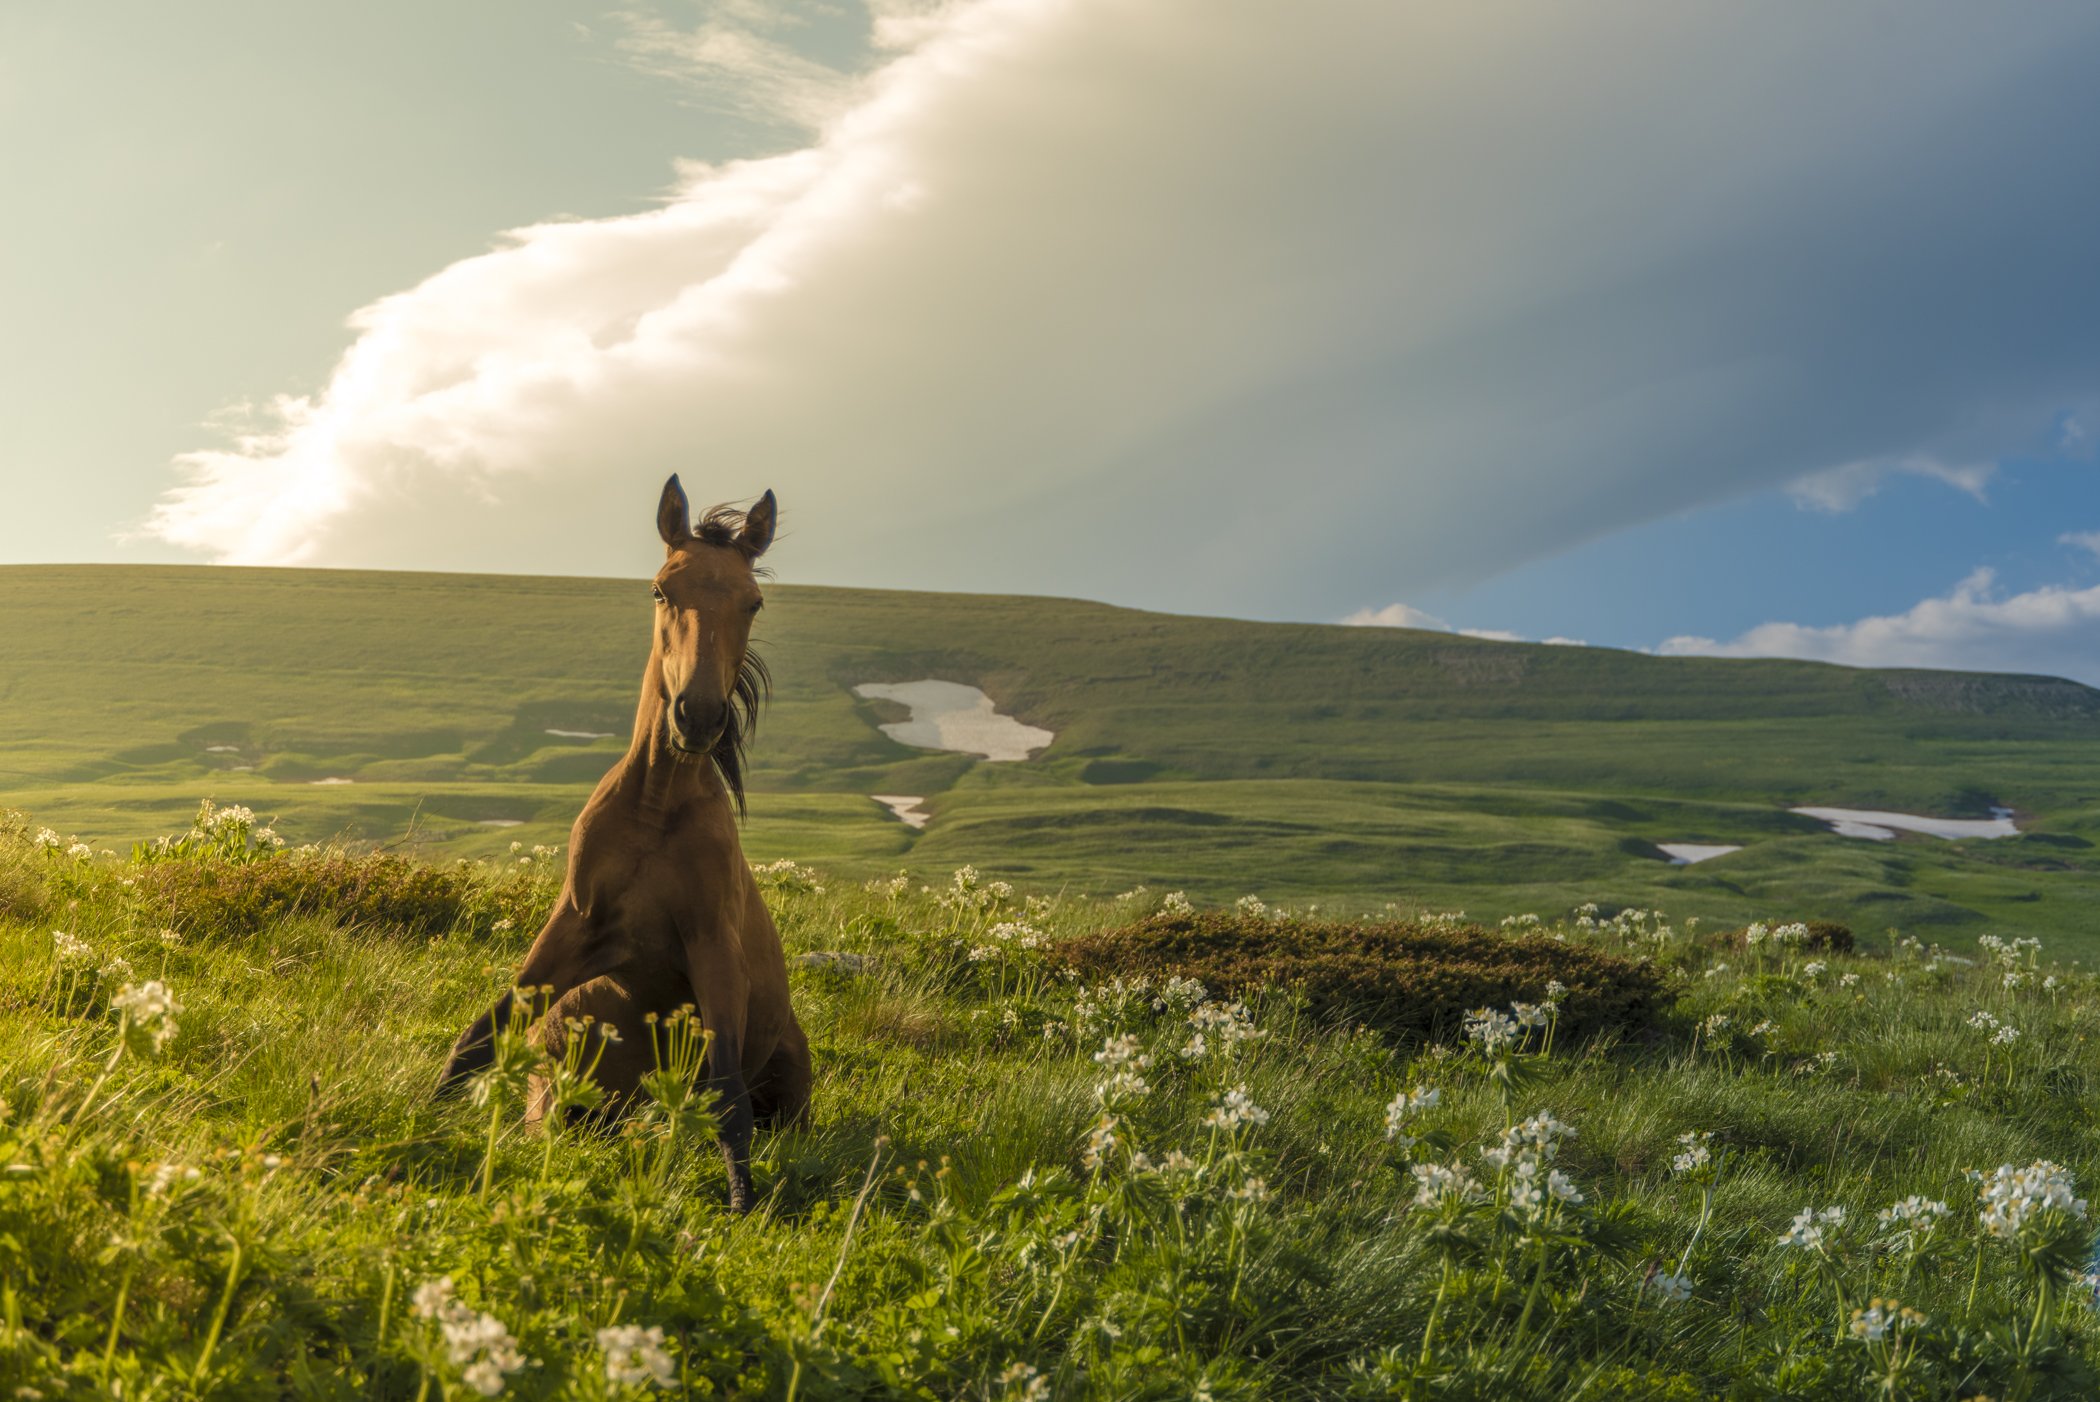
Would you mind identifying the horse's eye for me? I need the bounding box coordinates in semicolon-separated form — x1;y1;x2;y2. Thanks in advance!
650;585;666;604
748;599;764;615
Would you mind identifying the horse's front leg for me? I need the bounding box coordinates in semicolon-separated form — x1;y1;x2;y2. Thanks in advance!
706;1032;756;1212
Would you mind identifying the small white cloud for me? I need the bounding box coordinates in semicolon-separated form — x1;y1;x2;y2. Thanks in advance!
1340;602;1449;630
1456;627;1525;643
1540;636;1589;647
609;3;865;130
2060;530;2100;558
1786;456;1994;513
1658;567;2100;686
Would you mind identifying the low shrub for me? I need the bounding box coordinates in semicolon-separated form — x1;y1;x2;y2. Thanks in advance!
1710;919;1855;955
132;850;552;940
1051;911;1670;1044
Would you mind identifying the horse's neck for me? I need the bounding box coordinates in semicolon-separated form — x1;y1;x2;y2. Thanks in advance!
623;689;725;831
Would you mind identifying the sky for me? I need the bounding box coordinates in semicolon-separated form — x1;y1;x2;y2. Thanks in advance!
8;2;2100;681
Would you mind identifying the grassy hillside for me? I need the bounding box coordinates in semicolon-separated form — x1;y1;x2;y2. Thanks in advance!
5;825;2100;1398
7;564;2100;951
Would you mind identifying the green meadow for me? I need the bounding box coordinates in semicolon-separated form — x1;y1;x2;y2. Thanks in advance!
7;563;2100;952
5;825;2100;1398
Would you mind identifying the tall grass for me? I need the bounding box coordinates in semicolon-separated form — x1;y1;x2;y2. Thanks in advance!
0;812;2096;1397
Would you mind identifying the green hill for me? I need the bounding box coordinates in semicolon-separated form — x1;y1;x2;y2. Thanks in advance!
7;563;2100;949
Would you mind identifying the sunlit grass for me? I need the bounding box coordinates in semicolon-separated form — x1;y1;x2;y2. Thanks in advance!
3;813;2100;1397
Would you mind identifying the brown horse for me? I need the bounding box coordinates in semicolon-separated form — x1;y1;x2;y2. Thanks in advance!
436;475;811;1212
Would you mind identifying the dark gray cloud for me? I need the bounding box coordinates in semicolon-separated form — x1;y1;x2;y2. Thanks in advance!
146;2;2100;620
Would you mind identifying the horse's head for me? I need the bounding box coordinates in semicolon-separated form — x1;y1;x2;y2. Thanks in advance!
650;475;775;804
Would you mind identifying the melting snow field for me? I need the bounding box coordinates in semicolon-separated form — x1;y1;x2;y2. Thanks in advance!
853;680;1053;761
478;819;523;828
870;795;931;829
1658;843;1741;865
546;728;616;740
1792;806;2019;841
310;777;355;786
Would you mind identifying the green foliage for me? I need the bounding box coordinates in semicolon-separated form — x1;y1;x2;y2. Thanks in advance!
129;845;554;941
6;825;2100;1397
1052;911;1671;1043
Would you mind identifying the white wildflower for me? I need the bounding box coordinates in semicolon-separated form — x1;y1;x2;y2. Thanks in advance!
1848;1299;1925;1344
111;980;181;1053
1973;1160;2088;1239
1383;1085;1440;1143
1410;1161;1481;1209
1204;1084;1270;1132
1650;1270;1693;1303
1779;1205;1845;1250
1671;1131;1713;1175
597;1323;677;1389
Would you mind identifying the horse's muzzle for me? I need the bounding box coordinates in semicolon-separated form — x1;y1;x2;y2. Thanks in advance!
668;695;726;755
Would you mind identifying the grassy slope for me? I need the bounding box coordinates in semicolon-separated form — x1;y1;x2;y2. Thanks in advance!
8;564;2100;951
3;834;2099;1398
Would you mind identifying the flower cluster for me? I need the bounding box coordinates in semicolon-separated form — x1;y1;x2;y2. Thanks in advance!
1671;1130;1713;1176
1971;1160;2088;1240
1182;999;1261;1060
112;980;182;1053
1203;1084;1270;1133
1848;1299;1926;1343
1463;1006;1521;1054
1383;1085;1439;1149
1409;1161;1483;1209
1966;1009;2020;1045
751;857;825;894
1092;1034;1153;1104
1483;1112;1581;1211
1779;1206;1845;1251
987;921;1045;950
596;1323;677;1390
412;1278;530;1396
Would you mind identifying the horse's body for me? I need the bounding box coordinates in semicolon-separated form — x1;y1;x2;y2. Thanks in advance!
437;477;811;1211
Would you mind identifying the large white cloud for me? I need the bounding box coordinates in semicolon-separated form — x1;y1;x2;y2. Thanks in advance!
143;1;2100;617
1660;569;2100;687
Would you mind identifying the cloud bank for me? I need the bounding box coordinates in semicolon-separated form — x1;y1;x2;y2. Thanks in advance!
144;1;2100;619
1660;569;2100;687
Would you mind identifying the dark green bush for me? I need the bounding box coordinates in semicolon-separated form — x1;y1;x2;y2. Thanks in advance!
133;850;552;940
1710;919;1855;954
1051;912;1670;1044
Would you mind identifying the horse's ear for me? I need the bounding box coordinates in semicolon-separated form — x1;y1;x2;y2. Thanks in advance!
738;489;777;559
657;475;691;549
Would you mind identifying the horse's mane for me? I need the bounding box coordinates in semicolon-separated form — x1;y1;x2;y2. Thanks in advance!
695;500;772;817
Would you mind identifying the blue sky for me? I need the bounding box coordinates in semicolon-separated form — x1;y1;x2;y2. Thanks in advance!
1408;453;2100;653
7;3;2100;681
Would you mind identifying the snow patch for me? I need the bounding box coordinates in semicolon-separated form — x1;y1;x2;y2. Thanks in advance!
545;728;616;740
1658;843;1741;865
1792;806;2019;841
853;680;1053;761
871;794;930;829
